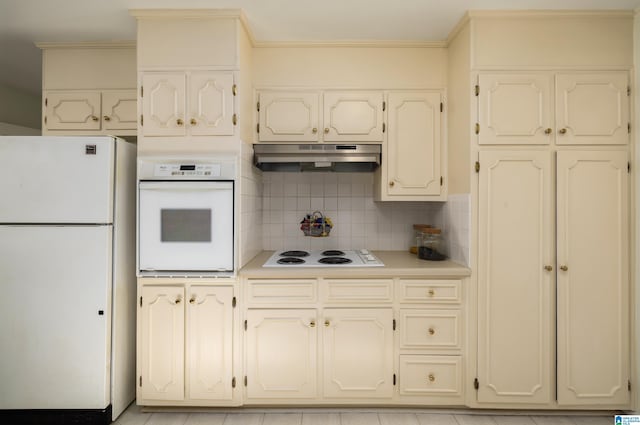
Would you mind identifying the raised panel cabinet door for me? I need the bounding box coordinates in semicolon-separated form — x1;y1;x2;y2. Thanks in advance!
556;150;629;406
386;91;441;197
258;91;320;142
477;150;553;405
189;72;234;136
245;309;317;399
187;286;233;401
141;72;186;137
323;91;384;142
477;74;553;145
102;90;137;130
323;308;393;398
555;73;629;145
45;91;101;130
139;285;185;401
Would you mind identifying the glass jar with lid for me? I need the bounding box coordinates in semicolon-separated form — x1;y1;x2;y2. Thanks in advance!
417;227;446;261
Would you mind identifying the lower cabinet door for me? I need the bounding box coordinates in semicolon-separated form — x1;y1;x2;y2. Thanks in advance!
187;286;234;401
323;308;394;398
246;309;317;399
399;355;462;397
139;285;185;401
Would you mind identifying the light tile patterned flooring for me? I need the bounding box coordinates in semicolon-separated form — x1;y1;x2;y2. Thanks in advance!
114;403;618;425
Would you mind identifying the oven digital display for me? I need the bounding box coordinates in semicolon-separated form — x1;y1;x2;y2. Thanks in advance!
160;209;212;242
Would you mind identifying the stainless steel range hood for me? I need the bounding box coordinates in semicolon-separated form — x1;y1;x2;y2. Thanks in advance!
253;144;381;172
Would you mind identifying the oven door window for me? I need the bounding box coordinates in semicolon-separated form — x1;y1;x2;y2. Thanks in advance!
138;181;233;272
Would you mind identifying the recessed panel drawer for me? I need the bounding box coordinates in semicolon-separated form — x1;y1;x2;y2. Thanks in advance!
399;309;462;350
399;355;462;397
246;279;317;304
322;279;393;303
398;280;462;304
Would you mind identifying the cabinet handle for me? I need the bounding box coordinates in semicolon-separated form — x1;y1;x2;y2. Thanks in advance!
428;374;435;383
176;118;184;126
544;265;553;271
175;297;181;304
389;181;395;187
559;128;567;135
544;128;552;134
428;327;435;336
189;297;196;304
324;320;331;327
103;115;111;122
428;289;435;297
190;118;197;126
560;265;568;271
309;321;316;328
324;128;329;134
312;128;318;134
91;115;99;122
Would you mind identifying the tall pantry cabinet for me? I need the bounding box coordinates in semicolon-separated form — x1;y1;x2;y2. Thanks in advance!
447;11;634;410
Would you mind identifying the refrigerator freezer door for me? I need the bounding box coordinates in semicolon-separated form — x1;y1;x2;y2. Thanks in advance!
0;136;115;223
0;225;112;409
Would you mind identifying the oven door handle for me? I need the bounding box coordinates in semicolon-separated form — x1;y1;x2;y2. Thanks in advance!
139;181;232;191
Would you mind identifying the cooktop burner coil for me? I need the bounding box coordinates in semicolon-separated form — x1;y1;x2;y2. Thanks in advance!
277;257;306;265
321;250;345;256
318;256;353;265
279;250;309;257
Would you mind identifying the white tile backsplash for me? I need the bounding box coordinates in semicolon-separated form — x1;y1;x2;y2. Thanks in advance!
442;193;471;266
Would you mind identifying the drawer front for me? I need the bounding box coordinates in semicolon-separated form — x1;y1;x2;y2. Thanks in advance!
247;279;316;304
399;355;462;396
322;279;393;303
400;309;462;350
398;280;462;304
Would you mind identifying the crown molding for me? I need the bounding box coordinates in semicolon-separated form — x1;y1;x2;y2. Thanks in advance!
465;9;634;19
252;40;447;48
35;41;135;50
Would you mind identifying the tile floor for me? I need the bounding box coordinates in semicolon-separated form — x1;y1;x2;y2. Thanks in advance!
114;403;620;425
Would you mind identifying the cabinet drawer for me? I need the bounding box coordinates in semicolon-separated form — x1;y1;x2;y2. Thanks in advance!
322;279;393;303
399;309;462;350
398;280;461;304
247;279;316;304
399;355;462;397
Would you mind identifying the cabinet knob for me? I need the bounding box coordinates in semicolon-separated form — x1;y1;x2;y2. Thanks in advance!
176;118;184;126
175;298;181;304
544;128;552;134
103;115;111;122
559;128;567;135
544;265;553;271
190;118;197;126
312;128;318;134
91;115;99;122
428;289;435;297
560;265;568;271
324;320;331;327
428;374;435;383
389;181;395;187
324;128;329;134
428;327;435;336
309;321;316;328
189;297;196;304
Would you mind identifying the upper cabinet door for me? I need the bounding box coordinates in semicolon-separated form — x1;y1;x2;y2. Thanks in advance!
556;150;630;406
142;72;186;137
385;91;442;197
478;74;553;145
258;91;320;142
555;73;629;145
102;90;137;131
45;91;102;130
189;72;234;136
323;91;384;142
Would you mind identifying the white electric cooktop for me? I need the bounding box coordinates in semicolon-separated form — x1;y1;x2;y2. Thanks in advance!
263;249;384;267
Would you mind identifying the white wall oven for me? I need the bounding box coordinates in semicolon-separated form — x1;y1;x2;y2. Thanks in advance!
137;157;235;276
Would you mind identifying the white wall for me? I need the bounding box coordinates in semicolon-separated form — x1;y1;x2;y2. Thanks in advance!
0;83;40;130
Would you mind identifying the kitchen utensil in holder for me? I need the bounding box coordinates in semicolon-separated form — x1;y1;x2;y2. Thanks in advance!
300;211;332;237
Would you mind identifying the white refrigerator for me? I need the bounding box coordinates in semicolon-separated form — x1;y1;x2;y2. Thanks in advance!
0;136;136;424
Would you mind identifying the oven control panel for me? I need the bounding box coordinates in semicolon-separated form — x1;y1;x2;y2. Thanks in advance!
153;163;222;177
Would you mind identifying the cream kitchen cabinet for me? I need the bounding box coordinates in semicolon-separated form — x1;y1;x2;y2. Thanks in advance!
43;90;137;134
476;149;629;407
137;283;236;405
256;90;384;143
376;91;444;201
140;71;235;137
477;72;629;146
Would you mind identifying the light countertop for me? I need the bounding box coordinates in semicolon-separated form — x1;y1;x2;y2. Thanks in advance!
239;250;471;279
